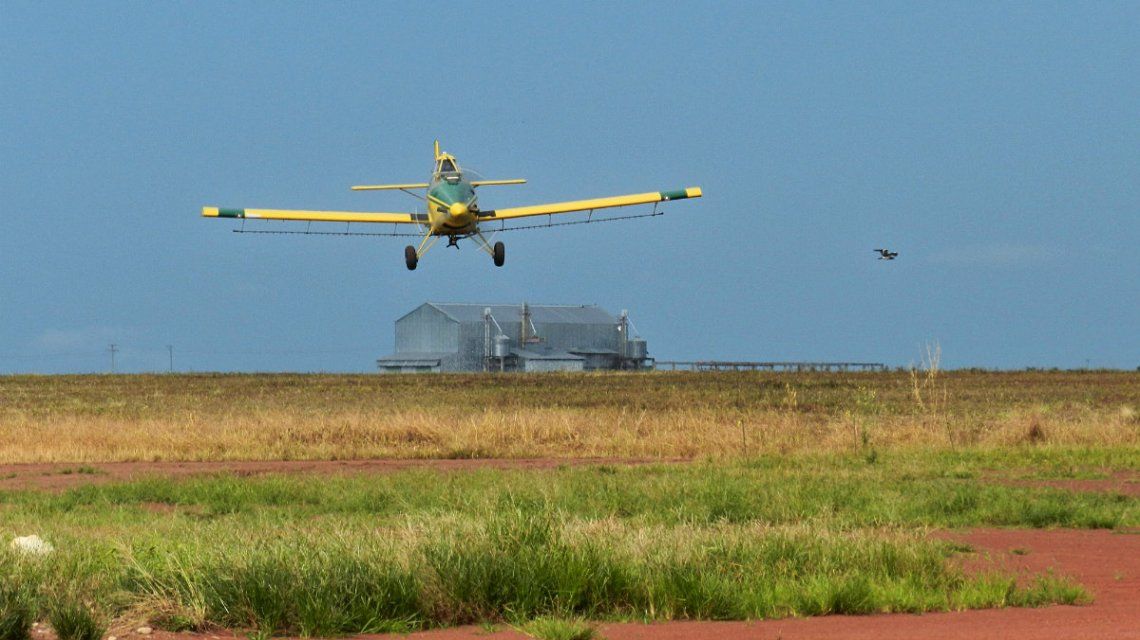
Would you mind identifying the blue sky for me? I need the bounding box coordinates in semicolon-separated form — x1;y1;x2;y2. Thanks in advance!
1;1;1137;372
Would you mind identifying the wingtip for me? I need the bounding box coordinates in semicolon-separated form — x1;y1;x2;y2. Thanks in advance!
202;206;219;217
686;187;703;198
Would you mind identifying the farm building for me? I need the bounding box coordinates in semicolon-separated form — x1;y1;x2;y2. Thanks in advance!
377;302;651;373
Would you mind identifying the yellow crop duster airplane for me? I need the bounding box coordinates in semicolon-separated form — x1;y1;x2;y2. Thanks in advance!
203;141;702;270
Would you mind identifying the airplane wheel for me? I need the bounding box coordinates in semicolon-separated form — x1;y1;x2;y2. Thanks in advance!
405;246;418;271
493;242;505;267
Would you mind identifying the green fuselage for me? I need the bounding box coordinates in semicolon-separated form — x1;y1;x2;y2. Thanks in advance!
426;173;477;234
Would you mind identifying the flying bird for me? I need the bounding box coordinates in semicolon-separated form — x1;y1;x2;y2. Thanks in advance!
875;249;898;260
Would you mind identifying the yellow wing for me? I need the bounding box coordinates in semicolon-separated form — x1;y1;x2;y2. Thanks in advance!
202;207;425;224
349;183;429;191
479;187;701;221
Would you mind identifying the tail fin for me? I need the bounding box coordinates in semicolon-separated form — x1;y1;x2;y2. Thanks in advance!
434;140;441;160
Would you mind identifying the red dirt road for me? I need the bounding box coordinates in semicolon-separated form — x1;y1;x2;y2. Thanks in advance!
4;459;1135;496
0;458;677;491
1002;472;1140;497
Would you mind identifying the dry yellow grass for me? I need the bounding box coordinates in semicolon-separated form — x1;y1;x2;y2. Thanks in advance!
0;371;1136;463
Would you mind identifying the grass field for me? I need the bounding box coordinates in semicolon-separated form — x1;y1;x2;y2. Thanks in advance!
0;371;1136;462
0;371;1137;638
2;452;1131;636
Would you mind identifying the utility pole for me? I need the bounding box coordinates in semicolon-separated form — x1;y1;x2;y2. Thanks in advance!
167;345;174;373
108;344;118;373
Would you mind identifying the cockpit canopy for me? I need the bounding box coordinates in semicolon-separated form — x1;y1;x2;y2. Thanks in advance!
435;156;461;183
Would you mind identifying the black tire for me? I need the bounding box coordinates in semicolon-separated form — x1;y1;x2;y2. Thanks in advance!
493;241;505;267
404;246;418;271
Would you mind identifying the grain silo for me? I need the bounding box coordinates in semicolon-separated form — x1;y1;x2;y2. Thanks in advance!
377;302;652;373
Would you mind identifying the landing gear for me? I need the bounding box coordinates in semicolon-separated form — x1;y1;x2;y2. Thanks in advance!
404;245;418;271
493;241;505;267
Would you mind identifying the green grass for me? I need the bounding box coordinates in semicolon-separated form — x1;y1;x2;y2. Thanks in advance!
2;515;1089;635
10;449;1131;529
522;617;597;640
0;584;34;640
47;601;104;640
1;448;1129;635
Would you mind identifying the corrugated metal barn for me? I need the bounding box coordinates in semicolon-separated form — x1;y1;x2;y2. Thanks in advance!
377;302;650;373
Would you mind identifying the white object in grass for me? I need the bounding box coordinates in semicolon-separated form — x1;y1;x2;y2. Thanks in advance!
9;534;54;556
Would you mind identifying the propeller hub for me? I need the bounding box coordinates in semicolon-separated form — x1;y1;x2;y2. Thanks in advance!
449;202;469;217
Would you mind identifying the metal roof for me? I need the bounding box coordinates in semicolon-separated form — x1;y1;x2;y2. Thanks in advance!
377;352;449;366
424;302;616;325
511;349;585;361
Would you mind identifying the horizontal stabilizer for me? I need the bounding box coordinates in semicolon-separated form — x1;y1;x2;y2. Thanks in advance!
471;179;527;187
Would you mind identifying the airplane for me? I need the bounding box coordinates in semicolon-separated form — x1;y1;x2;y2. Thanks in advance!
874;248;899;260
203;141;702;270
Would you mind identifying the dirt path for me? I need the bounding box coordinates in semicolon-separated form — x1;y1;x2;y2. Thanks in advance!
996;472;1140;497
6;459;1137;496
0;458;680;491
